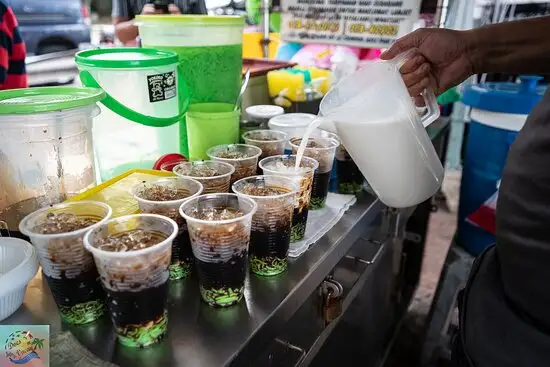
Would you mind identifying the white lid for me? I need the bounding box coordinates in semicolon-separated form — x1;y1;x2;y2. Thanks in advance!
470;108;528;132
268;113;317;128
245;105;284;119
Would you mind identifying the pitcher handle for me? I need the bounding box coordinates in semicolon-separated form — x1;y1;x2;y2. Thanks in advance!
419;88;440;128
391;51;440;128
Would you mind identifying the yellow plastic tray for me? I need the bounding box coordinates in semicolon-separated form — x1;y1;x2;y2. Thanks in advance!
66;169;174;218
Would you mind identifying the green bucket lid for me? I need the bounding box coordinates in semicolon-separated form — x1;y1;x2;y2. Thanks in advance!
0;87;105;114
136;14;245;26
75;48;179;69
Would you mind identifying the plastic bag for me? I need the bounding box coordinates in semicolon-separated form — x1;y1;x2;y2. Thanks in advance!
466;181;500;235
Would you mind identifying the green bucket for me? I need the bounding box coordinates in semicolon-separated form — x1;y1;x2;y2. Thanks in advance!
186;103;240;161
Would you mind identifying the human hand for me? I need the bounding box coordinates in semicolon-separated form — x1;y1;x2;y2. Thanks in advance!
168;4;181;14
381;28;475;97
141;3;162;14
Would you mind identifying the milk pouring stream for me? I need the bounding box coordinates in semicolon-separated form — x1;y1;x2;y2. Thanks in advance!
295;51;444;208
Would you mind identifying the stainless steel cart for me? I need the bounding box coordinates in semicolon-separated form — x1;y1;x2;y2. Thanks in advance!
4;119;450;367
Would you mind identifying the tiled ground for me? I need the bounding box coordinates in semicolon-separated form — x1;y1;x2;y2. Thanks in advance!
385;170;461;367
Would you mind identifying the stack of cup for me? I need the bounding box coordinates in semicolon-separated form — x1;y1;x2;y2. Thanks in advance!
180;193;256;307
259;155;318;242
233;176;297;276
84;214;177;348
290;136;339;210
132;177;203;280
19;201;112;325
207;144;262;185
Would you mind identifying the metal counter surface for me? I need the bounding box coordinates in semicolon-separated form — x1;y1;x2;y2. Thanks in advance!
5;194;384;367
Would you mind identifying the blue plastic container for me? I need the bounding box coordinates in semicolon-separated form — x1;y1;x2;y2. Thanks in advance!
458;76;546;255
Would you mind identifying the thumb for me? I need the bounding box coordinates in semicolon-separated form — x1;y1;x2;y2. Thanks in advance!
380;30;423;60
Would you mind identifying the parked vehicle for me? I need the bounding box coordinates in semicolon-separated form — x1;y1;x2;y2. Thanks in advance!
5;0;91;55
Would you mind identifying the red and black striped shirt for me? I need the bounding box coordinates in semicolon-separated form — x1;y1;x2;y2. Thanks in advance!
0;1;27;90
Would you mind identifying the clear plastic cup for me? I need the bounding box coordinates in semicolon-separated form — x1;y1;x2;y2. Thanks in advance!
242;129;288;161
206;144;262;186
18;201;112;325
259;155;318;242
289;136;340;210
132;177;203;280
173;160;235;194
232;176;297;276
179;193;257;307
83;214;177;348
335;143;364;194
160;159;188;172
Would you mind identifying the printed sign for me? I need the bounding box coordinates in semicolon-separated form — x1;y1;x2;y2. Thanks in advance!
281;0;422;48
147;72;177;103
1;326;49;367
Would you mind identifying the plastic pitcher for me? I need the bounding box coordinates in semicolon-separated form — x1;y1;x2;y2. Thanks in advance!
0;87;104;236
75;48;189;181
136;15;245;156
318;52;444;208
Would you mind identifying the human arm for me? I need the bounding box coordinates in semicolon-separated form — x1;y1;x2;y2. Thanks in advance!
0;2;27;90
467;16;550;76
112;0;137;44
381;16;550;96
189;0;208;15
113;16;139;44
112;1;163;44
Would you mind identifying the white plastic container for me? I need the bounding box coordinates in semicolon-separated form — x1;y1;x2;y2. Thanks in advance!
246;105;284;125
136;15;244;49
76;48;187;181
0;87;104;235
0;237;39;321
318;51;443;208
268;113;317;150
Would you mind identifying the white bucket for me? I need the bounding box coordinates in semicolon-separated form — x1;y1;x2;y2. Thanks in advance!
76;48;188;181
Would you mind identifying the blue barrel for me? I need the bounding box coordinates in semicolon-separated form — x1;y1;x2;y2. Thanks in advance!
459;76;546;255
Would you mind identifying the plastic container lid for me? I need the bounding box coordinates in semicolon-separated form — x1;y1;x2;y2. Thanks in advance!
268;113;317;128
152;153;187;171
462;75;547;114
0;86;105;114
75;48;179;69
246;105;284;120
136;15;245;27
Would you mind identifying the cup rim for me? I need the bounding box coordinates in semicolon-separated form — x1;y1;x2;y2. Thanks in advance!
160;159;188;172
18;200;113;239
259;154;319;175
289;136;340;151
206;144;263;162
83;213;178;258
232;175;299;199
242;129;288;144
178;193;258;226
131;177;204;206
173;160;235;180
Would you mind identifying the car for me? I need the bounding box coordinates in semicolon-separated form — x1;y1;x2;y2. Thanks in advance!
5;0;91;55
